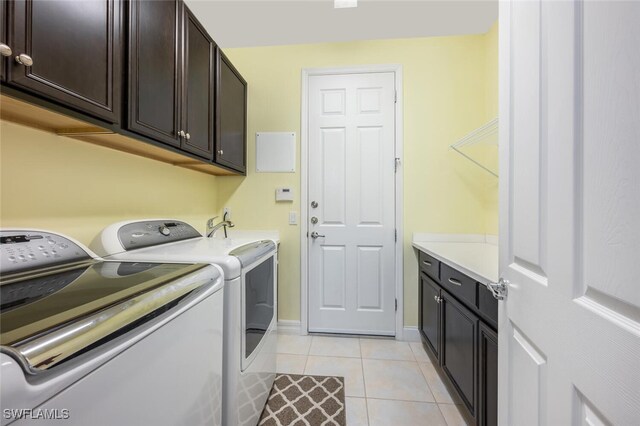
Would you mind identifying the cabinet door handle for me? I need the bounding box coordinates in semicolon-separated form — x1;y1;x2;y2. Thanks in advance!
15;53;33;66
423;260;432;267
0;43;12;57
448;278;462;286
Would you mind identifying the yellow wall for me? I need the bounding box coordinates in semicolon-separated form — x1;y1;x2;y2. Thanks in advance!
483;21;500;235
221;29;499;325
0;121;218;246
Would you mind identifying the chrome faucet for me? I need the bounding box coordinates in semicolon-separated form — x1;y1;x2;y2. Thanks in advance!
206;212;235;238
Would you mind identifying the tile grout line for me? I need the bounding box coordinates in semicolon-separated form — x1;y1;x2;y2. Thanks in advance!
358;340;372;426
436;402;453;426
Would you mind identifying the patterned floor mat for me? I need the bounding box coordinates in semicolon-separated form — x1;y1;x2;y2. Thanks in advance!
259;374;346;426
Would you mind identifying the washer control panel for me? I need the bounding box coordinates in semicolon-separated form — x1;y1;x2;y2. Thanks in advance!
117;220;201;251
0;231;92;275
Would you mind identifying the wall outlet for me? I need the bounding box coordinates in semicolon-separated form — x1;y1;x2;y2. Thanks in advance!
289;211;298;225
223;207;231;219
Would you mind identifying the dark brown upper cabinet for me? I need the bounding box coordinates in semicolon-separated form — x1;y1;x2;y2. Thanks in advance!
1;0;7;82
181;6;215;160
215;49;247;173
127;0;182;147
4;0;122;123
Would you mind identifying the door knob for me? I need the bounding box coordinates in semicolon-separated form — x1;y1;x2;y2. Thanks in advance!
0;43;12;57
15;53;33;66
311;201;318;208
310;231;325;239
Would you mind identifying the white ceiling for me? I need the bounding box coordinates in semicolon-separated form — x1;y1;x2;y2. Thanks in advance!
184;0;498;48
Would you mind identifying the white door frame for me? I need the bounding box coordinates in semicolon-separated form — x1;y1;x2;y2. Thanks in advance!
300;64;404;339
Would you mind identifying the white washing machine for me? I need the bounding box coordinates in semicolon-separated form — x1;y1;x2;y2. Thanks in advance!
92;219;278;426
0;229;224;426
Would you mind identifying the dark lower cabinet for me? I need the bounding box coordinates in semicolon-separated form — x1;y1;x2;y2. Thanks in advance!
5;0;121;123
417;250;498;426
419;272;441;361
127;0;182;146
182;6;214;160
479;323;498;426
215;49;247;173
441;291;478;417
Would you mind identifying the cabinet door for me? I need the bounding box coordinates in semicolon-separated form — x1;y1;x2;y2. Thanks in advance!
1;0;6;82
6;0;121;123
128;0;181;147
478;323;498;426
441;291;478;419
182;7;214;160
419;272;440;360
215;49;246;173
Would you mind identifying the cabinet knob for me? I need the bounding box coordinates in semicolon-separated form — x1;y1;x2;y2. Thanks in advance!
218;149;224;155
185;132;190;140
15;53;33;66
0;43;12;57
178;130;185;137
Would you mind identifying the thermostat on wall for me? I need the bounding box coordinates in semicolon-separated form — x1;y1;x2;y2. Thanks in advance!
276;187;294;202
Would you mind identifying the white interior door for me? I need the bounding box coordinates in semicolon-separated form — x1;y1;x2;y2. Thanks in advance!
499;1;640;425
307;72;396;335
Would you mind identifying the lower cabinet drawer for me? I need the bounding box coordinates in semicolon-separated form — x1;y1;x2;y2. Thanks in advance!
441;263;477;308
419;251;440;281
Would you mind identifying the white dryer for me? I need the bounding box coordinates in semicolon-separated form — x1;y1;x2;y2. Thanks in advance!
0;229;224;426
92;219;278;426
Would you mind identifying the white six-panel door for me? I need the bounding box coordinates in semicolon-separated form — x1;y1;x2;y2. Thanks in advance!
308;72;396;335
499;1;640;424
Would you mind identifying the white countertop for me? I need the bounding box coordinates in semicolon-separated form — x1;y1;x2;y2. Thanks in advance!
412;236;498;286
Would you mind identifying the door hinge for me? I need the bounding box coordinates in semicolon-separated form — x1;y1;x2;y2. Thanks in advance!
394;90;397;104
395;229;397;242
395;298;398;311
487;278;509;300
394;157;400;172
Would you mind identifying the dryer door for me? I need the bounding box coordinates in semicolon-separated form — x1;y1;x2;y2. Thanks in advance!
241;253;276;370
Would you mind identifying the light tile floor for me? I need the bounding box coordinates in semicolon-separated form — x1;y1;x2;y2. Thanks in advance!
275;334;470;426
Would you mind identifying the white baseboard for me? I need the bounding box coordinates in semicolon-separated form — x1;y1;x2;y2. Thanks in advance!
277;320;302;335
277;320;419;341
401;326;421;342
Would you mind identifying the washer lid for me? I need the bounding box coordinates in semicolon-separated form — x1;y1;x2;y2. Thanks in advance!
0;261;214;373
